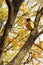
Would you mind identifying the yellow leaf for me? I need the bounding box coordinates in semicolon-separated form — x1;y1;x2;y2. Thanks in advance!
18;17;24;27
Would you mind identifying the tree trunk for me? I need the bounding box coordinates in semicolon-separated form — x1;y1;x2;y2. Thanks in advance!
0;0;24;64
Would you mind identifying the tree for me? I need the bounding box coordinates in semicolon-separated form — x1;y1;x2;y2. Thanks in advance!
0;0;43;65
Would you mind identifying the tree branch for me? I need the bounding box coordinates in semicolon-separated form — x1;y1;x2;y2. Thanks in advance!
0;0;24;54
34;7;43;29
7;30;43;65
7;7;43;65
